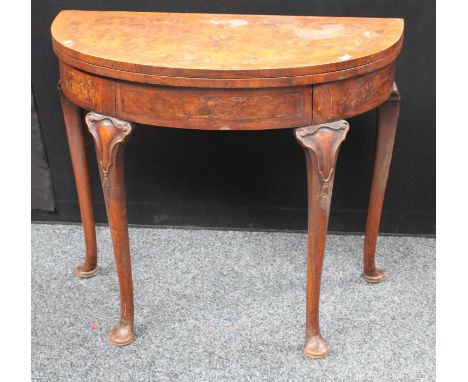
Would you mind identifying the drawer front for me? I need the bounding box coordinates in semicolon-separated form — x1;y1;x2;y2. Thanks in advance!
115;84;312;130
312;63;395;124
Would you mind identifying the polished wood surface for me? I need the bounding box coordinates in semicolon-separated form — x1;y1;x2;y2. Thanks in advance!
85;113;135;345
53;11;403;359
312;63;395;124
59;86;98;278
59;60;396;130
52;11;403;87
363;84;400;282
295;121;350;358
115;83;312;130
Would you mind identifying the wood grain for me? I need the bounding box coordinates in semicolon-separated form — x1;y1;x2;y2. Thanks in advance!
52;11;403;81
116;84;312;130
58;59;396;131
60;62;115;116
54;41;401;89
312;63;395;124
294;121;350;358
85;112;135;346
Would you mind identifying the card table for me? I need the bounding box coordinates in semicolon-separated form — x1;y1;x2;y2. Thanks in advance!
52;10;403;358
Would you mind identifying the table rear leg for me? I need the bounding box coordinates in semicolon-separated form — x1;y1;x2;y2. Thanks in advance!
363;83;400;283
85;112;135;346
295;121;349;359
59;85;98;278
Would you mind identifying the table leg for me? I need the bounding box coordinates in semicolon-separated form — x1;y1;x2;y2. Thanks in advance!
363;83;400;283
85;112;135;346
59;85;98;278
294;121;349;359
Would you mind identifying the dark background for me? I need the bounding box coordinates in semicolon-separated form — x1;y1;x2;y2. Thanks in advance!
31;1;435;234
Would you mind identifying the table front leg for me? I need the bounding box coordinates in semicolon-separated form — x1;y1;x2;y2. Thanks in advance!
85;112;135;346
363;83;400;283
295;121;349;359
59;85;98;278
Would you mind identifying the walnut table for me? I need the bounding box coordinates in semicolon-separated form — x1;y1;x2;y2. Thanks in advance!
52;10;403;359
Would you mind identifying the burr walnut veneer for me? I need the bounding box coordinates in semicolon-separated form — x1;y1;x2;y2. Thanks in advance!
52;10;403;359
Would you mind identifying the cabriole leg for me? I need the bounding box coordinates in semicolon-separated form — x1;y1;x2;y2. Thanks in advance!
59;85;98;278
85;112;135;346
363;83;400;283
295;120;349;359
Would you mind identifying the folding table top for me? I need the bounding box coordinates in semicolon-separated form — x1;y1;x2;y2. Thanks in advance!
52;11;404;80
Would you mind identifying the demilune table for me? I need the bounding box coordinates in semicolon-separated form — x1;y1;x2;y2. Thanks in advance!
51;10;403;359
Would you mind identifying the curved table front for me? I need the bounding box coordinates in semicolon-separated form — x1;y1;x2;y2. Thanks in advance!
52;10;403;359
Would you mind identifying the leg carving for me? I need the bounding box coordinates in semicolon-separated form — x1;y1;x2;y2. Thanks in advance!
363;83;400;283
86;112;133;194
295;120;349;359
85;112;135;346
59;83;98;278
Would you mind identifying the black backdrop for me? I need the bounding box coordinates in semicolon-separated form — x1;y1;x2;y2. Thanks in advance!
31;1;435;234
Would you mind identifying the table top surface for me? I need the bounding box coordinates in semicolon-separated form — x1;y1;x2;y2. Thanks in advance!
52;11;404;80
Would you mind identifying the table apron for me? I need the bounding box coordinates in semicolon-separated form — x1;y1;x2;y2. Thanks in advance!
59;61;395;130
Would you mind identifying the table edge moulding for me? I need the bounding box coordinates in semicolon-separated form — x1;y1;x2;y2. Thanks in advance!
52;10;403;359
